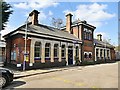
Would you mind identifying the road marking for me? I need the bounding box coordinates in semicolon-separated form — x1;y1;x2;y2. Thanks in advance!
52;77;100;89
75;82;85;86
52;77;85;87
63;80;71;83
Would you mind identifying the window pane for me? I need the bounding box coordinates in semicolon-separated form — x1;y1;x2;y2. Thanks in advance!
54;44;58;57
61;45;65;58
84;53;87;58
34;42;41;58
76;46;79;57
45;43;51;58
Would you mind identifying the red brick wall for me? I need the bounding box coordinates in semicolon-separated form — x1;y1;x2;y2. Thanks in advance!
73;26;78;38
110;48;116;60
83;40;94;60
84;40;93;51
72;24;95;61
6;36;31;64
6;39;11;63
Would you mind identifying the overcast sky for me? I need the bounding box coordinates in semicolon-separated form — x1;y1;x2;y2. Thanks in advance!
1;0;118;46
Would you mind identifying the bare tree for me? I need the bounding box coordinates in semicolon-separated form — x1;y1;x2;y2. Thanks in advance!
51;17;63;29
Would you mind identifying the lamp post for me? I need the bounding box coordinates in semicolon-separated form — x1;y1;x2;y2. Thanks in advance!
23;16;29;71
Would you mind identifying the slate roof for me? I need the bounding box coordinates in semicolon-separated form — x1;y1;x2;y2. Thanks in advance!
4;23;81;42
94;39;114;48
61;20;96;29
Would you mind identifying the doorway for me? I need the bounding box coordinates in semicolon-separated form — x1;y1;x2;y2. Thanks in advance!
68;46;73;65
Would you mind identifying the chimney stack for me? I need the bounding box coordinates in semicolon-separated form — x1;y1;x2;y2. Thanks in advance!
97;34;102;41
29;10;40;25
66;13;73;33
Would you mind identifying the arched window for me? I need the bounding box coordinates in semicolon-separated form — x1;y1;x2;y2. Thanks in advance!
54;44;59;58
88;33;91;40
100;49;102;58
84;53;87;58
96;49;99;57
61;45;66;58
107;50;109;58
45;43;51;58
75;46;79;58
84;32;87;40
89;53;92;58
34;42;41;60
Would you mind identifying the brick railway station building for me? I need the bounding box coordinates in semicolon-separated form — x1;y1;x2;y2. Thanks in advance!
3;10;116;70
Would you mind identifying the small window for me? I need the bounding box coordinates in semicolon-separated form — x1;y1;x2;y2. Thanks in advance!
89;53;92;58
89;33;91;40
86;33;89;40
34;42;41;59
61;45;66;58
84;32;87;39
45;43;51;58
107;50;109;57
54;44;59;58
84;53;87;58
96;49;99;57
75;46;79;57
11;51;16;60
100;49;102;57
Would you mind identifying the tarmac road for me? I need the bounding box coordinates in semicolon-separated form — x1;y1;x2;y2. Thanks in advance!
5;62;118;89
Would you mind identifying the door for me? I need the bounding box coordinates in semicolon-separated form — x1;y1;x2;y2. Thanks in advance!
68;46;73;65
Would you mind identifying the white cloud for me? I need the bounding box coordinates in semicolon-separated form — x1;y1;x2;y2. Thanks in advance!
88;0;119;2
14;0;59;10
63;3;116;27
38;11;47;23
14;2;29;9
1;25;16;40
48;11;53;16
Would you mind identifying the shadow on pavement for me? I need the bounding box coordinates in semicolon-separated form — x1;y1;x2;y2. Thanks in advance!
4;81;26;89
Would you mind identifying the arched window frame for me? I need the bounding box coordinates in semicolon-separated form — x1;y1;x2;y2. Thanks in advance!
61;45;66;58
96;49;99;58
54;44;59;59
45;43;51;59
75;46;79;58
84;31;87;40
34;42;41;60
89;53;92;58
84;53;87;58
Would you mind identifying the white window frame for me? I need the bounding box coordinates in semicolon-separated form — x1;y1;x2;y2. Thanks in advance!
34;42;41;59
45;43;51;58
61;45;66;58
54;44;59;58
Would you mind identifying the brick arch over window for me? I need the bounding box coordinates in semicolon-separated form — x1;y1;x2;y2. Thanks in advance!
34;42;41;60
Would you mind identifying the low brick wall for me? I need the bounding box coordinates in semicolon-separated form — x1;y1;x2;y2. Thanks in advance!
81;60;95;65
4;60;66;70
